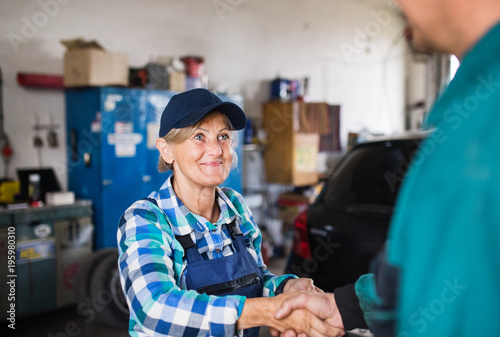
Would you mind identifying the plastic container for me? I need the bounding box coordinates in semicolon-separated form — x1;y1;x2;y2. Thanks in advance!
185;76;203;90
181;56;204;78
28;174;43;207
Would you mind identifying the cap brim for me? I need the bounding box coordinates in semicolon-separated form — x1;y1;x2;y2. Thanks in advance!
172;101;247;130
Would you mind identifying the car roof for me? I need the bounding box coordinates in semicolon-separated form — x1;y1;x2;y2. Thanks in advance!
358;129;432;146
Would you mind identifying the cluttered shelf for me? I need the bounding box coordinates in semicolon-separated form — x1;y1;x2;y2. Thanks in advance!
0;198;92;213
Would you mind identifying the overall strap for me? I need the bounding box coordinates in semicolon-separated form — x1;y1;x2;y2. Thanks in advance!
175;220;247;260
141;197;204;263
175;234;196;250
226;220;247;253
175;234;204;263
227;220;242;237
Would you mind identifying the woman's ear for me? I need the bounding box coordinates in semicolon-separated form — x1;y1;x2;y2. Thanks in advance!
156;138;174;164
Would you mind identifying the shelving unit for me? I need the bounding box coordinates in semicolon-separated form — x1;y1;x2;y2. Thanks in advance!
242;144;271;226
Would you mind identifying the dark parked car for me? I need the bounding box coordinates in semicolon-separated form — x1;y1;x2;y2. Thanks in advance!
285;132;428;292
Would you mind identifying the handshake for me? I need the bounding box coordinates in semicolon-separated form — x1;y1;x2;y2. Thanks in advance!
238;278;346;337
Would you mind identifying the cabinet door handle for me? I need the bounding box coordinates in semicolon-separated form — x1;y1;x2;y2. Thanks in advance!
70;129;78;162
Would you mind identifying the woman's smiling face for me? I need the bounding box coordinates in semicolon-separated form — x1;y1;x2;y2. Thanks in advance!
168;112;234;189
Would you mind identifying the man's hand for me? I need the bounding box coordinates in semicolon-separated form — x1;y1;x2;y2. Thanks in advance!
270;278;325;337
271;291;344;337
238;293;344;337
269;292;345;337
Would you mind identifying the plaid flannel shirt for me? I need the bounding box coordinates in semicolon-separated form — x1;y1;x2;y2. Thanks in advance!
118;175;296;337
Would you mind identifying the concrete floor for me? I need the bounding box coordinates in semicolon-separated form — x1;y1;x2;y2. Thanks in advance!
3;257;288;337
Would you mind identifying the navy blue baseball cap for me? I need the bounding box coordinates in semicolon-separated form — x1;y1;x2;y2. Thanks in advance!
159;88;247;137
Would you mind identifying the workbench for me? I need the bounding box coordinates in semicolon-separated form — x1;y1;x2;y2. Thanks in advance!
0;200;93;320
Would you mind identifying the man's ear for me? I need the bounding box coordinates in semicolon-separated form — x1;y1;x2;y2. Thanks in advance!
156;138;174;164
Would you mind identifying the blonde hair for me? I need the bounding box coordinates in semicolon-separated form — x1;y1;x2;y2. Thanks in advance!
157;111;238;172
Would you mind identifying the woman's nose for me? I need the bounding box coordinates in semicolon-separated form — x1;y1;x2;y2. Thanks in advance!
207;139;223;156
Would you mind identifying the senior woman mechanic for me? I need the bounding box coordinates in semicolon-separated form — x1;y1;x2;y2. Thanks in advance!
117;89;344;337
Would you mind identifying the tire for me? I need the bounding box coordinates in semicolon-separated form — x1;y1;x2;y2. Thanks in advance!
88;250;129;329
74;248;116;306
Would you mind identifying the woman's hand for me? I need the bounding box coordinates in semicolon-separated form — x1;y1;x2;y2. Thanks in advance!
237;292;344;337
283;278;323;294
275;291;344;331
269;292;345;337
270;279;326;337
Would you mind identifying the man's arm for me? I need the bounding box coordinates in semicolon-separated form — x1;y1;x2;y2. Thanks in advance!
354;243;400;335
274;243;399;335
334;284;369;331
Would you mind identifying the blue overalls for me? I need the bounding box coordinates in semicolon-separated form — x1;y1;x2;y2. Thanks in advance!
175;220;264;337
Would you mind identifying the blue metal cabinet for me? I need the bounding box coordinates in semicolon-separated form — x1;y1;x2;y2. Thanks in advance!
65;88;244;249
143;90;173;192
218;93;244;193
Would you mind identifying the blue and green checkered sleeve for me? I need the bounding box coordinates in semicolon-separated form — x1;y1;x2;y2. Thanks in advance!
117;200;246;337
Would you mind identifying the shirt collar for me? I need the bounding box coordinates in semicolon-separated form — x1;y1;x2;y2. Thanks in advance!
156;174;240;235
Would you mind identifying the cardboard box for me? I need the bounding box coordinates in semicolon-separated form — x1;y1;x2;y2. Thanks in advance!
292;133;321;186
46;191;75;206
168;71;186;92
62;38;128;87
263;102;320;186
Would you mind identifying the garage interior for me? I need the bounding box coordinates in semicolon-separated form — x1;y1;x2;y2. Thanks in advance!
0;1;459;336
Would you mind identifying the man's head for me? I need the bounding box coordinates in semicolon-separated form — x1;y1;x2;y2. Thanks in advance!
396;0;500;58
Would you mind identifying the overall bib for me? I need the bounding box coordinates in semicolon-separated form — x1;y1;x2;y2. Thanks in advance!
175;221;264;337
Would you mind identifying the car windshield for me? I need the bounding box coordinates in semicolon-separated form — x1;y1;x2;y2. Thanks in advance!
321;140;420;209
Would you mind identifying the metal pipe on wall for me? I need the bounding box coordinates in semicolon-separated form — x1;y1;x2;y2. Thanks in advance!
0;66;14;178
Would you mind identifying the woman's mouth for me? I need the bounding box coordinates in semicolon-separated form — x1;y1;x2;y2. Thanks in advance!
202;161;222;167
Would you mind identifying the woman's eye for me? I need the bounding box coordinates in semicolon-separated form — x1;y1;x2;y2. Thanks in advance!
194;134;204;140
219;134;230;140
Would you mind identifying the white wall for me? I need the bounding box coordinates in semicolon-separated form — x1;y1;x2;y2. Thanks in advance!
0;0;407;189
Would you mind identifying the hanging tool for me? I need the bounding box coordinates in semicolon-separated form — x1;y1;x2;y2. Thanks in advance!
47;113;58;148
33;113;44;167
0;66;14;179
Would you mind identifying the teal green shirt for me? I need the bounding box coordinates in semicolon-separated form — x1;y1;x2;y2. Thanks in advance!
357;21;500;336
